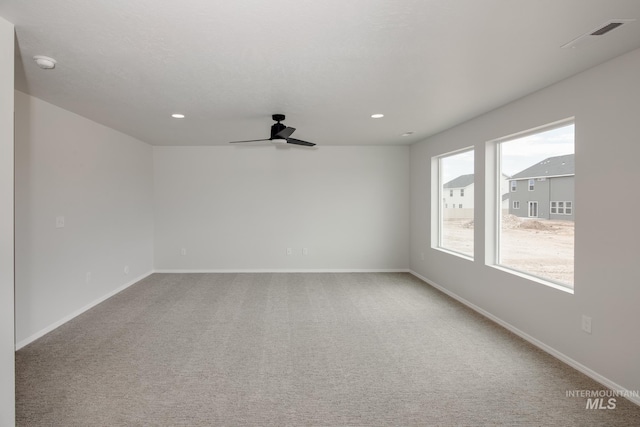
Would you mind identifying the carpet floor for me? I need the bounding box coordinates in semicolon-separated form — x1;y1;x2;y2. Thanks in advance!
16;273;640;426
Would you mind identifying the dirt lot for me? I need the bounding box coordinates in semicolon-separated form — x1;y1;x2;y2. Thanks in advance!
441;215;574;287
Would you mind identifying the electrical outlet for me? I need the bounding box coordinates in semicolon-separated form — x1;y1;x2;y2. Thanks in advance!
180;248;187;256
56;216;65;228
303;248;308;256
421;252;425;260
581;315;592;334
86;272;92;284
286;248;292;256
124;265;129;275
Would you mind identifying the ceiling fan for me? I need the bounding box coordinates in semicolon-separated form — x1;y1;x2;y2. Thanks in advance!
229;114;316;147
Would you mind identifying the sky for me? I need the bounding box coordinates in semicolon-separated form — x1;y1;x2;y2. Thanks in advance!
501;124;574;176
441;123;574;183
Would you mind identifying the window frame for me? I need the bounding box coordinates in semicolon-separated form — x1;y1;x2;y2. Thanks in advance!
431;146;475;260
487;117;575;294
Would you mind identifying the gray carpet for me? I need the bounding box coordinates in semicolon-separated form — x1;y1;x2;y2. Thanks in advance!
16;273;640;426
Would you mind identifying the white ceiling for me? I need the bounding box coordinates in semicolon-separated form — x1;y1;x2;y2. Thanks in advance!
2;0;640;146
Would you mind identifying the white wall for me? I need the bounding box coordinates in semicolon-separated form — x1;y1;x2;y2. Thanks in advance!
154;146;410;271
411;48;640;395
0;16;15;427
14;91;155;345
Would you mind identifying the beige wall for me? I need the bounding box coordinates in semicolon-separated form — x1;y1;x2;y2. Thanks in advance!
154;146;410;271
14;92;155;346
0;16;15;426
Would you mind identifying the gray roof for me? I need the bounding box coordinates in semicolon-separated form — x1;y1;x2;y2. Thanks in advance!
443;173;474;189
510;154;574;180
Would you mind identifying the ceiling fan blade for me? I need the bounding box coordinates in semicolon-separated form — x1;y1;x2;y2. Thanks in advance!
228;138;271;143
286;138;316;147
275;127;296;139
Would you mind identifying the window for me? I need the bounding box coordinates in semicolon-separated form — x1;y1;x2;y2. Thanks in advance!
434;148;474;258
494;120;574;288
551;201;573;215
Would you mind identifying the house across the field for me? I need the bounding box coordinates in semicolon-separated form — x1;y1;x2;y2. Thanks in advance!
508;154;575;220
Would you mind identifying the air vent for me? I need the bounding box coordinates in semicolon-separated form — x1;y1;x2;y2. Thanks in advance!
590;22;624;36
561;19;635;49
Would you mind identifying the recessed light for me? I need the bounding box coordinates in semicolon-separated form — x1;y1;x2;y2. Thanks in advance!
171;113;185;119
401;132;414;137
371;113;384;119
33;55;57;69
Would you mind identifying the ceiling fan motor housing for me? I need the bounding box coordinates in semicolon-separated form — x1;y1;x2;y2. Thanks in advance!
270;122;287;139
269;114;287;139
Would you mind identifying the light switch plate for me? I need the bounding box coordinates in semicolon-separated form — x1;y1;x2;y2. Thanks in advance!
581;315;592;334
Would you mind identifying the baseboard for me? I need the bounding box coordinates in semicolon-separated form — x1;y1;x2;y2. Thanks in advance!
409;270;640;407
154;268;411;273
15;270;154;350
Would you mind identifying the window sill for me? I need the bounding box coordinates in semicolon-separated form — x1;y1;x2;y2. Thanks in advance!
489;264;574;294
433;247;474;262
